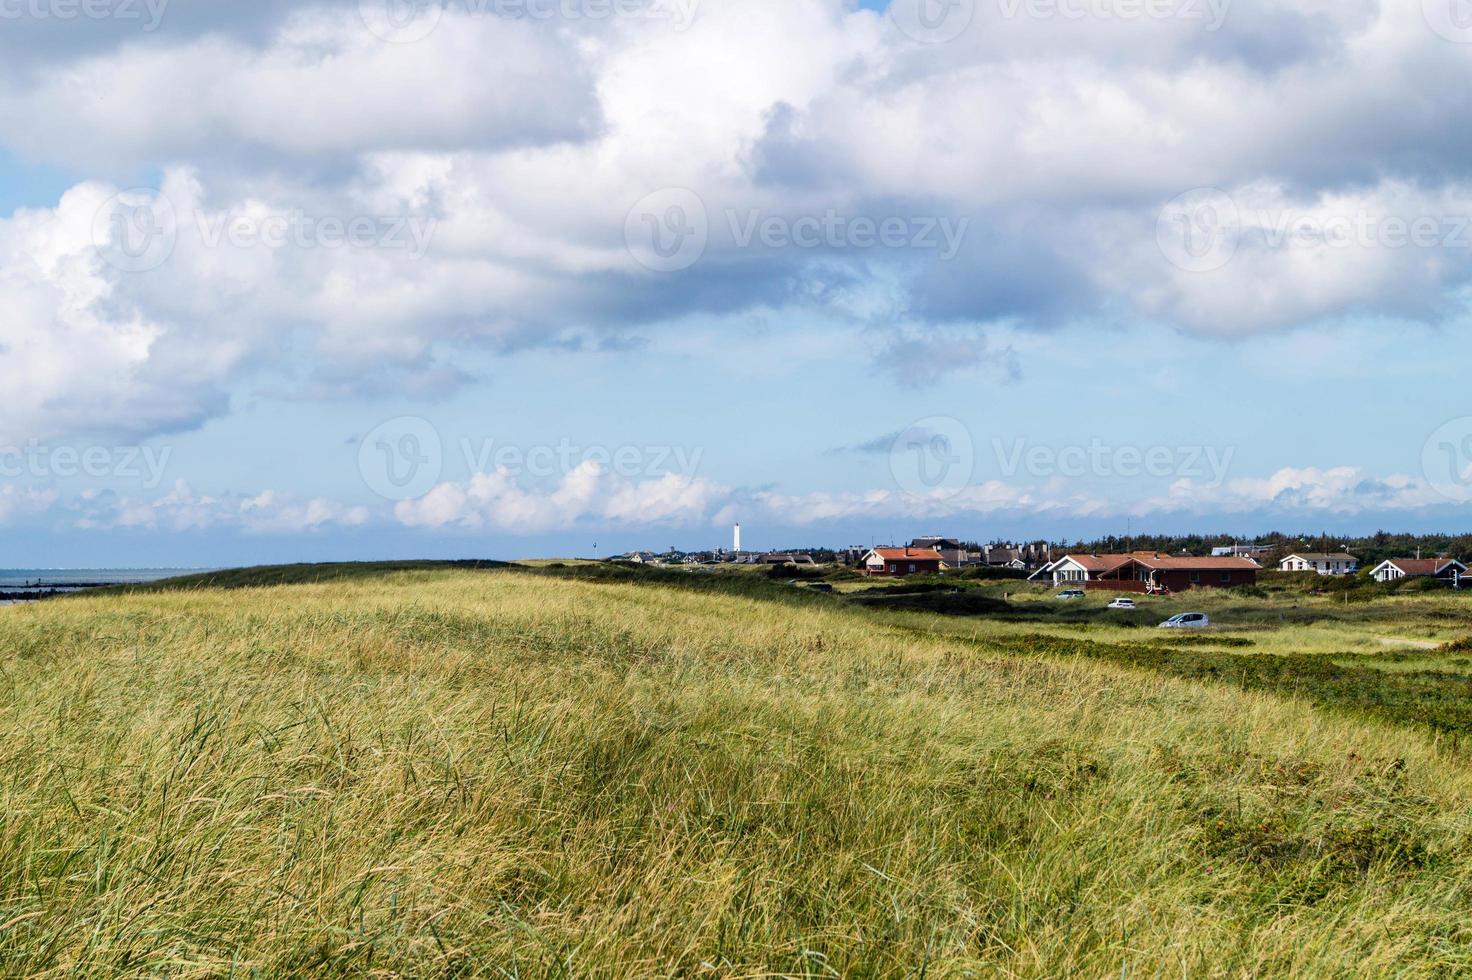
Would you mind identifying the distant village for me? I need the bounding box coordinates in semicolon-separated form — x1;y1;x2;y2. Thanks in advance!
615;534;1051;574
615;529;1471;594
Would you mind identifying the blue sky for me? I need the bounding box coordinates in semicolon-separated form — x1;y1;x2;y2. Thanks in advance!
2;0;1472;566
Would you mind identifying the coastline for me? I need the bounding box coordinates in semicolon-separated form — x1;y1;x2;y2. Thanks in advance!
0;569;211;605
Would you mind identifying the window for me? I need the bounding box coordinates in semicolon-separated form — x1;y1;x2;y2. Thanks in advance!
1191;573;1201;583
1221;572;1232;583
909;564;916;573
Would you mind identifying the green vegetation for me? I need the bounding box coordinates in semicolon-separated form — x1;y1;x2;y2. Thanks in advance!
1048;530;1472;570
115;560;513;592
1;562;1471;975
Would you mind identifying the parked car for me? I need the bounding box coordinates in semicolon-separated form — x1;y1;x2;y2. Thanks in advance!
1107;598;1137;610
1056;589;1086;600
1160;612;1211;629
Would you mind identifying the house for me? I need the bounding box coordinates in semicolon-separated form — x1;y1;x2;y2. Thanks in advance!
979;546;1029;569
1031;554;1132;585
761;553;817;566
1369;558;1468;585
1279;553;1359;576
1032;553;1259;592
910;537;968;567
1212;544;1274;559
863;548;944;577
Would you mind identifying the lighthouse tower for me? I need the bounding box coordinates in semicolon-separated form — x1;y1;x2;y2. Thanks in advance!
733;524;742;554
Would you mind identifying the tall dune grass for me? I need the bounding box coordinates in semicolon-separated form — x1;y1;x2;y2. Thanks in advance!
0;568;1469;975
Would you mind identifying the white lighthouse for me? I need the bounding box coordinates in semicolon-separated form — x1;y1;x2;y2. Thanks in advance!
733;523;742;553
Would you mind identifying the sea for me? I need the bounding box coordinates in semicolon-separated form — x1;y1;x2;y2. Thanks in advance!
0;569;211;605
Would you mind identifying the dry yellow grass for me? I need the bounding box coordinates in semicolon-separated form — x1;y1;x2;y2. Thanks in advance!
0;567;1468;976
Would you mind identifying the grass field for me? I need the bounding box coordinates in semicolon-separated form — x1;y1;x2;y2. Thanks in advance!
1;563;1471;975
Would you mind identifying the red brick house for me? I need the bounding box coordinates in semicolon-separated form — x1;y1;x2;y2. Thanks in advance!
1034;552;1259;593
863;548;944;577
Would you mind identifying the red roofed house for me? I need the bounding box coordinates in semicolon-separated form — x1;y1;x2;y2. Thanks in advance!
1033;554;1133;586
1033;552;1259;593
863;548;944;577
1369;558;1467;585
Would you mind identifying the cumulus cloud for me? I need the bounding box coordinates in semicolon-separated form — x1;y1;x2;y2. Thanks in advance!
395;461;727;532
0;182;232;444
1098;180;1472;333
3;458;1456;542
238;490;373;534
726;480;1097;526
395;466;1105;532
57;481;371;533
0;485;60;524
393;461;1467;534
2;0;1472;448
0;9;597;169
1146;466;1450;517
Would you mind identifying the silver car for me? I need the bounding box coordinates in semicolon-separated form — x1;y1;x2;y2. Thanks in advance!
1160;612;1210;629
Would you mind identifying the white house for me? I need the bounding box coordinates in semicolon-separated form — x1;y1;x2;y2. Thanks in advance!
1279;553;1359;576
1370;558;1468;584
1031;554;1130;586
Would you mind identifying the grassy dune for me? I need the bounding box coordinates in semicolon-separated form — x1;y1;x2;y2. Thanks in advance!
1;567;1471;975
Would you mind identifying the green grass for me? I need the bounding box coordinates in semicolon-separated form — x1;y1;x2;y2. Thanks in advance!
1;563;1472;975
113;560;514;592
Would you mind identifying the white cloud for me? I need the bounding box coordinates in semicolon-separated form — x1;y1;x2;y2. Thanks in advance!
1146;466;1450;516
0;9;596;168
0;182;226;444
63;481;372;534
0;486;60;524
395;465;1106;533
395;462;1466;534
2;0;1471;447
0;459;1458;542
1097;180;1472;334
239;490;372;534
395;461;727;532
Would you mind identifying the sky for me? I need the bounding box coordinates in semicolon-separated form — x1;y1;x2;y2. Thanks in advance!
3;0;1472;567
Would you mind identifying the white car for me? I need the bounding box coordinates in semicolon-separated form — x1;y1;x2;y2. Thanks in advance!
1161;612;1211;629
1107;598;1137;610
1055;590;1086;600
